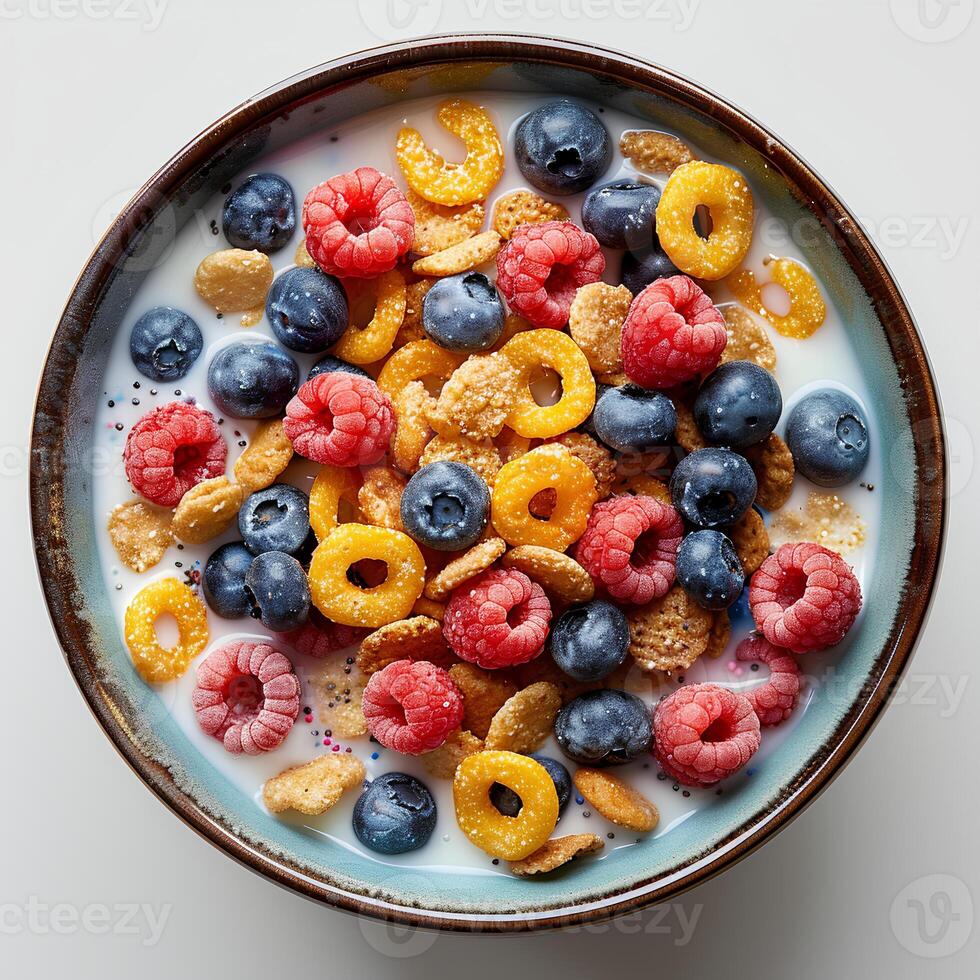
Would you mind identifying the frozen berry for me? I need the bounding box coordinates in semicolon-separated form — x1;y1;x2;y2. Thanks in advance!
593;384;677;453
653;683;761;786
749;542;862;654
203;541;254;618
669;447;757;528
238;484;312;557
784;388;870;487
207;341;299;419
582;179;660;251
265;267;348;353
620;243;680;294
621;275;727;388
353;772;437;854
693;361;782;449
555;689;652;767
283;373;395;467
548;599;630;682
307;354;371;382
245;550;310;632
400;461;490;552
575;495;684;604
514;101;612;196
362;659;464;755
422;271;505;352
129;306;203;382
490;754;572;816
736;634;802;726
124;401;226;508
443;569;552;670
496;220;605;329
222;173;296;253
675;529;744;610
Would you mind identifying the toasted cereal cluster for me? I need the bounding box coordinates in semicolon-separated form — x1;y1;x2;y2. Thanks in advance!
111;92;871;880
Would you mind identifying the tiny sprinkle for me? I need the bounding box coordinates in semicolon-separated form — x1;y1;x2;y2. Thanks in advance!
672;784;679;792
331;744;340;752
174;389;181;396
312;730;319;737
370;752;379;760
175;562;182;569
575;796;584;805
133;381;140;389
583;810;591;818
682;790;691;798
491;858;499;865
107;400;115;407
607;832;615;839
132;398;140;406
323;738;330;746
114;423;124;431
751;663;759;671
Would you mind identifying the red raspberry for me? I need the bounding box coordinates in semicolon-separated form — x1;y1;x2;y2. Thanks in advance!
749;542;862;654
575;495;684;604
277;609;368;659
443;569;552;670
303;166;414;278
362;659;464;755
283;372;395;467
124;401;227;508
621;275;727;388
653;683;761;786
496;220;605;328
736;634;802;726
192;640;300;755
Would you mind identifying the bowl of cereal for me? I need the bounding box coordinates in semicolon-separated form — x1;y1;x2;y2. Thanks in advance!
31;35;945;930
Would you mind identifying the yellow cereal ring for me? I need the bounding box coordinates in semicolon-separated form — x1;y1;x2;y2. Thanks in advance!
309;465;362;541
332;269;406;365
727;255;827;339
123;577;209;683
396;99;504;206
500;329;596;439
453;750;559;860
656;160;754;280
308;524;425;627
491;444;597;550
376;339;465;400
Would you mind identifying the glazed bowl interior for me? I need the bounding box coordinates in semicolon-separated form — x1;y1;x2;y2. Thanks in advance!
32;36;944;930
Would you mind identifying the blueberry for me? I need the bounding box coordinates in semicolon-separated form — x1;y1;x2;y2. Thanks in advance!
221;173;295;253
244;550;309;632
693;361;782;449
593;384;677;453
514;100;612;196
202;542;255;618
582;179;661;251
675;529;744;610
421;272;504;352
555;690;652;767
307;354;370;382
548;600;630;682
620;244;680;295
669;447;757;528
207;341;298;419
239;484;312;557
400;461;490;552
352;772;437;855
490;754;572;817
580;382;612;439
129;307;203;382
265;267;348;353
785;388;870;487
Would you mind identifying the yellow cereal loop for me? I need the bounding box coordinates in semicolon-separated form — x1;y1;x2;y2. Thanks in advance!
308;524;425;627
332;269;406;365
656;160;754;280
500;329;596;439
453;750;559;860
491;445;597;550
396;99;504;206
376;339;465;400
727;255;827;339
309;465;361;540
123;578;209;683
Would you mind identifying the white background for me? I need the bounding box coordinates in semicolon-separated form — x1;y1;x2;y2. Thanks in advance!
2;0;978;976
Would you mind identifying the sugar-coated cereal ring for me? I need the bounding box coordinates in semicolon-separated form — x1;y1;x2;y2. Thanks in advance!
376;339;465;401
453;750;559;860
308;523;425;627
124;577;209;683
656;160;754;280
501;329;596;439
396;99;504;206
309;464;362;540
332;269;407;365
491;445;597;550
727;256;827;339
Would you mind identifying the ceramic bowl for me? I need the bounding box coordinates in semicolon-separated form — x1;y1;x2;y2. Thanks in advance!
31;35;945;931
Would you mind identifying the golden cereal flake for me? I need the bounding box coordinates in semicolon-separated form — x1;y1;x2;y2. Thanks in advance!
107;500;173;573
194;248;273;323
620;130;694;175
770;491;867;555
308;653;369;738
510;833;604;876
171;477;244;545
720;304;777;371
411;230;501;277
233;418;294;495
491;189;569;240
568;282;631;375
263;754;365;815
408;189;486;256
427;352;521;441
